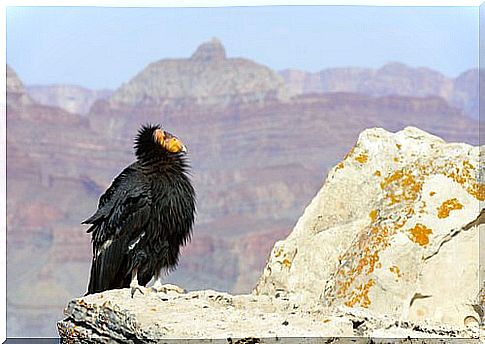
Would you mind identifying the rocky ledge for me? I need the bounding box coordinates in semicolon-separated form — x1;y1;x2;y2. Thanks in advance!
58;127;483;342
58;286;478;342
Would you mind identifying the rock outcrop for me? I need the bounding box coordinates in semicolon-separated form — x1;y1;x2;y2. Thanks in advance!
105;38;288;109
7;64;34;107
58;127;483;341
255;127;483;329
58;287;477;342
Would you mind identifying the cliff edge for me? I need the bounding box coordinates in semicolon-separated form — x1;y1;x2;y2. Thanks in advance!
58;127;483;342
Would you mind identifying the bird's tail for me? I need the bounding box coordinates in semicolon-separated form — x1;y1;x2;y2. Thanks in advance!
86;239;130;295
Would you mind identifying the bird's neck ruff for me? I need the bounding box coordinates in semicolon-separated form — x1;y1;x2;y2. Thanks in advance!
138;151;190;173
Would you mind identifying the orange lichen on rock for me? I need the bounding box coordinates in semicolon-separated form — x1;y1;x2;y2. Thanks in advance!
418;201;427;214
369;209;378;222
329;155;480;309
389;265;403;279
467;183;485;201
334;223;390;302
355;153;368;164
463;160;475;169
380;170;422;205
396;144;402;149
282;258;292;268
344;279;376;308
439;159;483;201
409;224;433;246
437;198;464;219
336;162;345;171
274;247;283;258
354;248;380;276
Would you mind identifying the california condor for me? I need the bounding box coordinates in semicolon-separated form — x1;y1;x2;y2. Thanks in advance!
83;124;196;296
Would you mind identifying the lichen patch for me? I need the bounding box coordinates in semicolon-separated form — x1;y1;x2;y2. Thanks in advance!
326;145;481;310
409;224;433;246
380;170;422;205
282;258;292;268
369;210;378;222
389;265;403;280
437;198;464;219
274;247;283;258
355;153;368;164
344;279;375;308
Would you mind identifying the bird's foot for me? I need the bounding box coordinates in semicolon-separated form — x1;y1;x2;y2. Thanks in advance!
149;283;186;294
130;282;144;298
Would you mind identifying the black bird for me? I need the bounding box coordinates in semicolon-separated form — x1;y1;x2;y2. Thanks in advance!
83;124;196;296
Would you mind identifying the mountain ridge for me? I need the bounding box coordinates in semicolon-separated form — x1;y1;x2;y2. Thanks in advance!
280;63;478;118
19;39;477;119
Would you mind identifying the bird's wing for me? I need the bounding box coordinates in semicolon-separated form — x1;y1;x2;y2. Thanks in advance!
83;163;152;244
86;236;131;294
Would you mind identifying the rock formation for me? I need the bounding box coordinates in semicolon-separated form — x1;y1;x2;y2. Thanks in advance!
104;38;288;110
58;287;477;342
255;127;482;328
7;64;34;107
58;127;483;341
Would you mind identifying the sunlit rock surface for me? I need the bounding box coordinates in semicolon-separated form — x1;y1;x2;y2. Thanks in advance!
256;126;482;329
58;286;477;342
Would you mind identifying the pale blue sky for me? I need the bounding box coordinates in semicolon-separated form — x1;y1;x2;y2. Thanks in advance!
6;6;479;90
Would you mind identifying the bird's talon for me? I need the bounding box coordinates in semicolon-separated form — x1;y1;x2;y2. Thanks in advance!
130;286;144;298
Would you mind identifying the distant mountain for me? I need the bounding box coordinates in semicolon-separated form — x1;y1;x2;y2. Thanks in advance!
26;84;113;115
105;38;288;110
280;63;478;118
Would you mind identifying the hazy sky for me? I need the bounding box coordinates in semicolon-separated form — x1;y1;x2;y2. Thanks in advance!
6;6;478;90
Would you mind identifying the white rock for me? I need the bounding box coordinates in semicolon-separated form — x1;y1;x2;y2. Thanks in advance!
256;126;483;330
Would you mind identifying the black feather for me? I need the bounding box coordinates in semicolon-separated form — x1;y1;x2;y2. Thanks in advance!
84;123;196;295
